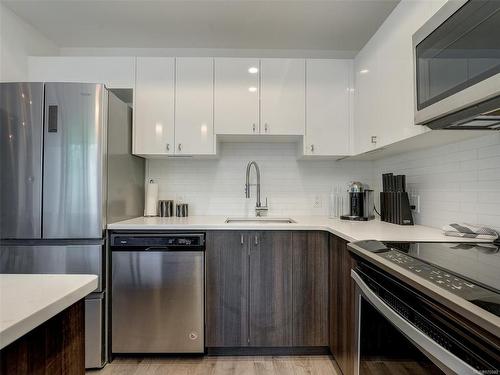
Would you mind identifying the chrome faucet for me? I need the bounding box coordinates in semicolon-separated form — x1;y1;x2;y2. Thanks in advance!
245;161;268;217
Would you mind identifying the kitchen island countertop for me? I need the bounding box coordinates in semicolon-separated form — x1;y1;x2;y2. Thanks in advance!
0;274;97;349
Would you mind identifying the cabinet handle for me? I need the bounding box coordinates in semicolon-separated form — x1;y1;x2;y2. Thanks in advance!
254;235;258;245
310;144;314;152
166;143;170;151
252;124;256;133
264;123;268;133
240;234;244;245
371;136;377;144
178;143;182;151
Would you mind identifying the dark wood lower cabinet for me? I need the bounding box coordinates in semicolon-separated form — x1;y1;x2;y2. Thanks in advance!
329;234;357;375
206;230;355;367
249;231;293;346
0;299;85;375
291;231;329;346
206;231;250;347
206;230;330;350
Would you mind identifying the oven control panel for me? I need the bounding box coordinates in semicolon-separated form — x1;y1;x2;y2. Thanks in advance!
379;250;488;301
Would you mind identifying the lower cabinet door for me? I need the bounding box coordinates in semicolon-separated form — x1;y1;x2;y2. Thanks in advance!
206;231;249;347
249;231;293;346
291;232;329;346
329;234;357;375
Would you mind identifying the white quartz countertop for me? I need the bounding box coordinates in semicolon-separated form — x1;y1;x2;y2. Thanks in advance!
107;216;490;243
0;274;97;349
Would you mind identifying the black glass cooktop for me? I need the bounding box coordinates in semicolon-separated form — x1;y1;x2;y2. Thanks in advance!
362;241;500;318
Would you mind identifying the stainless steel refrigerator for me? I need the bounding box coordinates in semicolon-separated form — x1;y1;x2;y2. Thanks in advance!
0;82;145;368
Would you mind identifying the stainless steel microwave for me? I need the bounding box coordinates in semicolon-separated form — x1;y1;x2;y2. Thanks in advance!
413;0;500;130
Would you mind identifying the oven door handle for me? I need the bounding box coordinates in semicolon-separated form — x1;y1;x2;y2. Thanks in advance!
351;270;481;375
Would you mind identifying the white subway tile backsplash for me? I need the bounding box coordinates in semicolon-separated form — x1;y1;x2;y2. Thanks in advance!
374;133;500;232
147;142;374;217
147;134;500;232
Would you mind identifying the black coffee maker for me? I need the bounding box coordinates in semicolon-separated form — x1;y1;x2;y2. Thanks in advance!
340;181;374;221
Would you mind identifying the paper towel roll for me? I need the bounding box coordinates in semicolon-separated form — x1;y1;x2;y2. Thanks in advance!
144;180;159;217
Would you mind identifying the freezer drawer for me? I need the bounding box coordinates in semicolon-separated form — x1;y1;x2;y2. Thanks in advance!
0;83;44;239
112;250;204;353
0;244;103;291
85;294;106;369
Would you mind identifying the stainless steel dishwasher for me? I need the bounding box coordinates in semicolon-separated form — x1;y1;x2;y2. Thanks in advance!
110;233;205;353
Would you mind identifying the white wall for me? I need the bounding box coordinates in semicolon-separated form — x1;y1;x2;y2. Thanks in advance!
0;3;58;81
147;142;374;217
373;133;500;232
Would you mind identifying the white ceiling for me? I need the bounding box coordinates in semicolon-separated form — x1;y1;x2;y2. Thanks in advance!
3;0;399;52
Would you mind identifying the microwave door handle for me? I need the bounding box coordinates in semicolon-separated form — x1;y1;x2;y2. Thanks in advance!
351;270;482;375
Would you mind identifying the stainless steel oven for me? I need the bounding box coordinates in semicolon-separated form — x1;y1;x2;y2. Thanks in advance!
413;0;500;130
352;263;499;375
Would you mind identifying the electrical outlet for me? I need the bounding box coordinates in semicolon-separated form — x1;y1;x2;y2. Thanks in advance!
313;195;322;208
410;193;421;213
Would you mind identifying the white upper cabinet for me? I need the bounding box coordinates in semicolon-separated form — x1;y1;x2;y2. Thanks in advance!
215;58;260;135
260;59;305;135
353;50;380;154
28;57;136;89
305;59;352;156
175;58;215;155
353;0;448;154
134;57;175;156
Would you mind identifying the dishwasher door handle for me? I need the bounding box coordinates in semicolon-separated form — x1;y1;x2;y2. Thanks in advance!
144;247;170;252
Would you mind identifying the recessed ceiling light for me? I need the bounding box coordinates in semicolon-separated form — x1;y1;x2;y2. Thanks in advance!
248;67;259;74
359;69;369;74
248;87;257;93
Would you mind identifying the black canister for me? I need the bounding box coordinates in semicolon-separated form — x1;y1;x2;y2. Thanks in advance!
176;203;189;217
159;200;174;217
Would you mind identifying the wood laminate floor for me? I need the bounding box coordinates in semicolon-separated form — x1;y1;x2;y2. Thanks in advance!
87;355;340;375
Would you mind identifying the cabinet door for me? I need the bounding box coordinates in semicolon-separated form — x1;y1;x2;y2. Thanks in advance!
175;58;214;155
329;235;357;375
260;59;305;135
353;50;380;154
305;60;352;156
291;232;329;346
215;58;260;135
134;57;175;155
249;231;293;346
206;231;249;347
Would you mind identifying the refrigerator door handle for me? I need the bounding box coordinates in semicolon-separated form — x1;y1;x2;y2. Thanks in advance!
48;105;58;132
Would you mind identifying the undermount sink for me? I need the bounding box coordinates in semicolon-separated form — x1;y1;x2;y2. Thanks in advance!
225;217;296;224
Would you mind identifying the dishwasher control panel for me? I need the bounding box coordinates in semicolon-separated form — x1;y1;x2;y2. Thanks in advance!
110;233;205;249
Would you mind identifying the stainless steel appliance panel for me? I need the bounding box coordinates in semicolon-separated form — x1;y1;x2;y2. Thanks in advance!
112;250;204;353
42;83;107;239
352;267;497;374
0;244;103;292
85;293;105;369
413;0;500;128
106;92;145;224
0;83;44;239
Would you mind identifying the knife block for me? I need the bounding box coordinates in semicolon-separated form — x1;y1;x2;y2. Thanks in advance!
380;192;414;225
